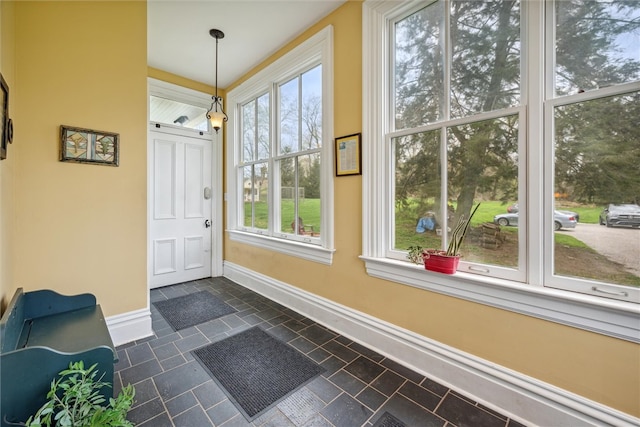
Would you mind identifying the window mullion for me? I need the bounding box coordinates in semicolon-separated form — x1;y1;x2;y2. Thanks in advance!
298;75;303;151
525;0;545;286
295;77;302;235
541;0;557;288
440;0;452;249
252;101;259;230
249;164;255;229
439;128;449;251
294;157;300;235
443;0;451;123
270;83;279;236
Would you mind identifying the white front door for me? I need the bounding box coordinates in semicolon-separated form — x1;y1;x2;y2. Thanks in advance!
149;130;212;288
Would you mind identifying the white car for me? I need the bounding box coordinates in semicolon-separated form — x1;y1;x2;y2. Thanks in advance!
494;210;578;231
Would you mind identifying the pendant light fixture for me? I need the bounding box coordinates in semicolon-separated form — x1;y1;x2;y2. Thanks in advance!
206;29;228;133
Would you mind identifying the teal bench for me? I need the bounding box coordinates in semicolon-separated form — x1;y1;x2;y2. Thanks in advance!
0;288;117;426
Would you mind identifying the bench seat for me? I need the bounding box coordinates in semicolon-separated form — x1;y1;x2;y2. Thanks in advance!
1;288;117;426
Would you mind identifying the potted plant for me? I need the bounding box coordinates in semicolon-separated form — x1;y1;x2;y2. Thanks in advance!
408;203;480;274
23;361;135;427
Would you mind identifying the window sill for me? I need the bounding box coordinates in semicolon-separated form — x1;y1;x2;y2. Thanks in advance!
360;256;640;343
228;230;335;265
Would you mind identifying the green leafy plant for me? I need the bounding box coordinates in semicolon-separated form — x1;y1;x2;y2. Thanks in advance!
25;361;135;427
406;203;481;263
446;203;480;256
407;245;426;264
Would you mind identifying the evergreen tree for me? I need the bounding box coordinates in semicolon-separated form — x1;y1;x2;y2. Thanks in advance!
393;0;640;224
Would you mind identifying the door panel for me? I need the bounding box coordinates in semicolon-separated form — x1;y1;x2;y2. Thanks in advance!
153;141;176;219
150;131;211;288
185;143;204;218
154;238;176;275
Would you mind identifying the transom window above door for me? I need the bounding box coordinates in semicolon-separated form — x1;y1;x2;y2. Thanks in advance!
150;95;209;131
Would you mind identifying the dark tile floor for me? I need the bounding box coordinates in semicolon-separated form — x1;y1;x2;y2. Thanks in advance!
114;277;527;427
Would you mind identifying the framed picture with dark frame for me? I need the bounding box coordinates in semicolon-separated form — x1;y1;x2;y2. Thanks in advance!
334;133;362;176
1;72;12;161
60;125;120;166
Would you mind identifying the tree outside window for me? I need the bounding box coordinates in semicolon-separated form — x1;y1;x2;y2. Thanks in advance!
239;65;323;240
389;0;639;297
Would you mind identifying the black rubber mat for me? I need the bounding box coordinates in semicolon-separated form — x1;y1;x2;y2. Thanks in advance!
192;326;326;420
152;290;237;331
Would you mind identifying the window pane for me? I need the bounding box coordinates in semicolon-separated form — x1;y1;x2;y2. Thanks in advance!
554;91;640;287
242;165;253;228
242;99;256;162
279;77;299;154
555;1;640;95
394;2;445;130
150;96;208;131
447;115;519;268
243;164;269;230
450;0;521;118
257;94;270;159
298;153;321;237
301;66;323;150
254;163;269;230
394;130;443;251
280;157;296;233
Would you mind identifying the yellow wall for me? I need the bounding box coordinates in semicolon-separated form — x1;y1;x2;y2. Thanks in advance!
6;1;147;317
224;1;640;417
1;0;638;418
148;67;221;99
0;0;16;312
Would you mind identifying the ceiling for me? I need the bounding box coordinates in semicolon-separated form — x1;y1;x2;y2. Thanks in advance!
148;0;347;90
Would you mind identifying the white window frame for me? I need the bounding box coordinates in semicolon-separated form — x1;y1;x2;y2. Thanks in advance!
148;78;214;137
226;26;335;265
362;0;640;343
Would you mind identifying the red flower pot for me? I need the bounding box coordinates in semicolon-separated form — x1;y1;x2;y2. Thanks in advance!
422;250;460;274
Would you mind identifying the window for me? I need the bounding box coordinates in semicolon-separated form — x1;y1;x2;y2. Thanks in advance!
148;79;214;134
227;27;334;265
363;1;639;341
390;1;524;282
546;1;640;299
149;96;209;131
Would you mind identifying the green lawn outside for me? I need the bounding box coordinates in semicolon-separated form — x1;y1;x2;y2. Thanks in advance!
243;197;637;286
395;200;601;252
554;233;589;249
246;199;321;232
556;204;602;224
247;199;602;250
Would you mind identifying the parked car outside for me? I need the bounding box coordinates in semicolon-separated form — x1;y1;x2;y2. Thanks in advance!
599;204;640;228
494;210;578;230
506;203;579;222
557;209;580;222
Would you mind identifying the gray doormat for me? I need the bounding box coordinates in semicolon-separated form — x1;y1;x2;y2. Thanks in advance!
152;290;237;331
192;326;326;421
373;412;407;427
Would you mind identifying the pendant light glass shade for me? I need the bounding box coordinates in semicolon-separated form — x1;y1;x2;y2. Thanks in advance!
207;103;226;133
206;29;227;134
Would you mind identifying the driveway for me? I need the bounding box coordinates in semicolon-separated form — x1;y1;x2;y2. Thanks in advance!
561;223;640;276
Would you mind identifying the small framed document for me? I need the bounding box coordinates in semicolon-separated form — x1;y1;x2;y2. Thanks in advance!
334;133;361;176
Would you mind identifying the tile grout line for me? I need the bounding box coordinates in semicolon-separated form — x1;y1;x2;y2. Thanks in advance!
142;280;521;427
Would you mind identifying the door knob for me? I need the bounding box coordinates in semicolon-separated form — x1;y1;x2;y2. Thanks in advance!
205;219;211;228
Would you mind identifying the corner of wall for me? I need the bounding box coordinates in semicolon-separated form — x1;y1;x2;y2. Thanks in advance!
0;0;17;316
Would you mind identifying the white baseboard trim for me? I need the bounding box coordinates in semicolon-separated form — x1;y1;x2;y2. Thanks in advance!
224;261;639;427
106;308;153;347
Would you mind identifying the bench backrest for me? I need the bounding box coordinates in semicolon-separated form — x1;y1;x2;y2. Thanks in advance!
0;287;25;353
23;289;96;319
1;288;97;353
